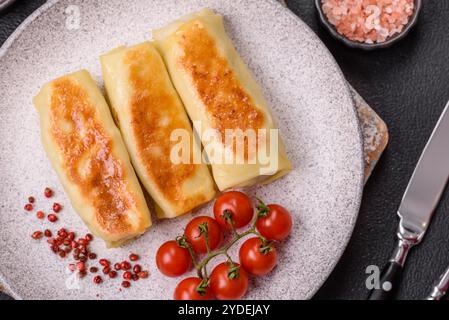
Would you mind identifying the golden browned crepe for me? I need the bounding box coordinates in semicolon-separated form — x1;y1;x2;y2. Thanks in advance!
154;9;292;191
100;42;216;218
33;70;152;247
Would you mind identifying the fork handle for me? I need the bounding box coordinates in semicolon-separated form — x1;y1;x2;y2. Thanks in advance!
426;266;449;300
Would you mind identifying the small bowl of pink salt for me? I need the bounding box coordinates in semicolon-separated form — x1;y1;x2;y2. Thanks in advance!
315;0;422;50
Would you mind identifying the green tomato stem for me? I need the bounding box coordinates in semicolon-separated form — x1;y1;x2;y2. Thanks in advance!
195;226;263;278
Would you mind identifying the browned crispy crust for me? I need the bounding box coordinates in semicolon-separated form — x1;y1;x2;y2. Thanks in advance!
124;45;210;210
175;20;265;159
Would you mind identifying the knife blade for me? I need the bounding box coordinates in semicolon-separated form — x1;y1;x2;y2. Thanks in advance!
0;0;16;12
368;100;449;300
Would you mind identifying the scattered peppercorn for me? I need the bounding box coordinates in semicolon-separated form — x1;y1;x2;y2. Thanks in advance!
121;261;131;270
44;187;53;198
31;231;43;240
52;202;62;213
93;275;103;284
129;253;139;261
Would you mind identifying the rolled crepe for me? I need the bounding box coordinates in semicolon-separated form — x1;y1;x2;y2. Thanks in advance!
100;42;216;218
33;70;152;247
154;9;292;191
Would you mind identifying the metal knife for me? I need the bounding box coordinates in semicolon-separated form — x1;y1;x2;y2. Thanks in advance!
0;0;16;12
368;100;449;300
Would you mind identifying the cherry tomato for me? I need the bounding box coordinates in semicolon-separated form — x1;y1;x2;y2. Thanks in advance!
184;216;223;254
210;262;248;300
256;204;292;241
239;237;277;276
214;191;253;229
174;277;213;300
156;240;191;277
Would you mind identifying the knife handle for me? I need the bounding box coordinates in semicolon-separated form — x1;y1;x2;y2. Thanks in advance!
368;261;403;300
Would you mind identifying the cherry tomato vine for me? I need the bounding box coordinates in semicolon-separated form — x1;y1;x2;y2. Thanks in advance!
156;191;293;300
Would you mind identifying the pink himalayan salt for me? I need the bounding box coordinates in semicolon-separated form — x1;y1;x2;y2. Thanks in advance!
321;0;414;44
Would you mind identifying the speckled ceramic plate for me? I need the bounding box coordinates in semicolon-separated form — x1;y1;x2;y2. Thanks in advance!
0;0;363;300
